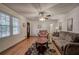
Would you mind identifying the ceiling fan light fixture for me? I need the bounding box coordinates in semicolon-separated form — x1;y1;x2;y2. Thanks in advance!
39;17;45;21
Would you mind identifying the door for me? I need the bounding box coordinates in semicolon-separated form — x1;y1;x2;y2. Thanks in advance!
27;22;30;38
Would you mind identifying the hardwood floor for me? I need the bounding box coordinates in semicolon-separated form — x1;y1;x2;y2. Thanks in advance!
0;37;61;55
0;37;37;55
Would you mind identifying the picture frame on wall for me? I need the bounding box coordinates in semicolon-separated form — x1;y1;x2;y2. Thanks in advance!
67;18;73;31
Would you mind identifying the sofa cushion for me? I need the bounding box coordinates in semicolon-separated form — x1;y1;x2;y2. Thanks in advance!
65;34;73;42
53;39;70;50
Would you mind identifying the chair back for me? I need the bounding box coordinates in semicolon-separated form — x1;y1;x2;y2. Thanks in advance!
37;30;48;43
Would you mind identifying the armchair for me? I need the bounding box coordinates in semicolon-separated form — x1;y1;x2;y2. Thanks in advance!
36;30;49;54
37;30;48;43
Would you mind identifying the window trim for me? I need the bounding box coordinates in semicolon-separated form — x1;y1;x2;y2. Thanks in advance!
12;17;20;35
0;12;11;38
0;11;20;39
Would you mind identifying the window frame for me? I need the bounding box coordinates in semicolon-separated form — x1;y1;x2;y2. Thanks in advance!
0;12;11;39
12;17;20;35
0;11;20;39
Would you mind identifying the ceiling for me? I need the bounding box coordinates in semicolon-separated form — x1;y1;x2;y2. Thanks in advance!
3;3;79;21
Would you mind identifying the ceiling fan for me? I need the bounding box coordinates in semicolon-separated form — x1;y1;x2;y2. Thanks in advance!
38;4;52;21
39;11;51;21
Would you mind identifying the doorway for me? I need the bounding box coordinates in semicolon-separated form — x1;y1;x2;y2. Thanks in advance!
27;22;30;38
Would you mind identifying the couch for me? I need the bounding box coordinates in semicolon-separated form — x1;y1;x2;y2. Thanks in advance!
52;31;79;55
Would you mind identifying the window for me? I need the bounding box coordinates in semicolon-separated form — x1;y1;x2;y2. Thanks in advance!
13;17;20;35
0;12;20;38
0;12;10;38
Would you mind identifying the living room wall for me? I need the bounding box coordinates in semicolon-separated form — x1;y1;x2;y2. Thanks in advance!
59;6;79;33
0;4;27;52
30;20;58;36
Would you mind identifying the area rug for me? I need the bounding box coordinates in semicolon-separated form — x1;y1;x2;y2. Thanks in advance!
25;43;57;55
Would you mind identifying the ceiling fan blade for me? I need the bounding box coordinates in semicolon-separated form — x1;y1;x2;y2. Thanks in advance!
46;14;51;17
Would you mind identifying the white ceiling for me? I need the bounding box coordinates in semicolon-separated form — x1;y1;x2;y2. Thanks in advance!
4;3;79;21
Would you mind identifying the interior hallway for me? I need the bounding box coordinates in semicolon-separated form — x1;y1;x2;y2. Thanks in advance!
0;37;60;55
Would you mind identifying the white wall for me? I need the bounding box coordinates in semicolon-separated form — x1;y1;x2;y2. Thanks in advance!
60;6;79;33
0;4;27;52
30;20;57;36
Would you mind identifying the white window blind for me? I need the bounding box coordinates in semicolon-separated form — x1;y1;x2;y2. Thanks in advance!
13;17;20;35
0;12;10;38
0;12;20;38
